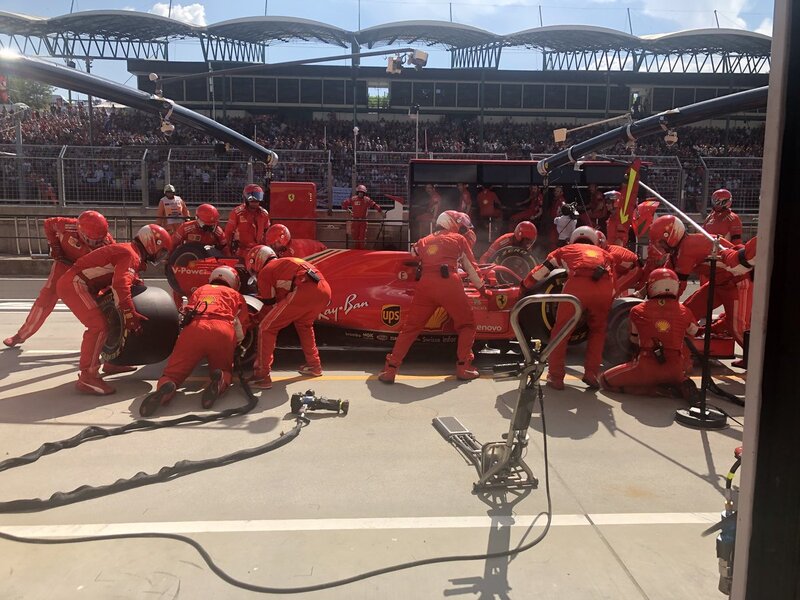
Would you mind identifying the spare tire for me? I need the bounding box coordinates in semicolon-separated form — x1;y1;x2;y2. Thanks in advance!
517;270;589;347
101;285;180;366
165;243;223;296
487;246;538;285
602;298;643;367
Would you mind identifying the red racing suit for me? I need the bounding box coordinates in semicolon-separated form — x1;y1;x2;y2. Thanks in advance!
13;217;114;343
703;209;743;244
477;188;502;219
172;220;229;255
386;231;483;369
522;244;615;383
342;194;382;249
606;211;631;247
511;189;543;225
224;204;270;259
606;244;643;296
158;283;250;393
256;258;332;376
479;233;531;263
57;243;145;377
276;238;328;259
601;298;699;395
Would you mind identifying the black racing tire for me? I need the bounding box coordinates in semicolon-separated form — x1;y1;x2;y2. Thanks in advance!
101;285;181;366
239;295;264;369
517;270;589;347
602;298;644;367
165;243;223;296
487;246;538;285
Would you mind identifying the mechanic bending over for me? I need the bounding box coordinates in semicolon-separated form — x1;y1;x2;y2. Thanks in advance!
57;224;173;396
600;268;700;400
266;224;327;259
479;221;537;263
520;226;615;391
596;230;644;296
139;266;251;417
225;184;271;260
246;245;332;390
4;210;113;348
379;210;485;384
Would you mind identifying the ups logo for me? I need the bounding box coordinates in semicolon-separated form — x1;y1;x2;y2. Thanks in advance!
381;304;401;327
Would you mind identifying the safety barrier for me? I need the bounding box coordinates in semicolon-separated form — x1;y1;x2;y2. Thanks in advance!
699;156;762;214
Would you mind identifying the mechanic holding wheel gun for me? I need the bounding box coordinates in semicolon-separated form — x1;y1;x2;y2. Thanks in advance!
599;268;700;400
379;210;485;384
225;184;271;260
4;210;114;348
246;245;332;390
171;203;229;255
520;226;615;391
139;266;251;417
57;224;172;396
342;184;382;250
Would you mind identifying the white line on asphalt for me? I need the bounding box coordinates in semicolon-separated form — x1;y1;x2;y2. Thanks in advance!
0;513;720;538
0;302;69;312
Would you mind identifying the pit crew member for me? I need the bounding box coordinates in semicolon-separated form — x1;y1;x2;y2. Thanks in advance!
57;224;172;396
379;210;485;383
479;221;537;263
265;224;327;258
600;268;699;399
604;190;631;247
510;185;544;226
596;230;644;296
139;266;250;417
246;246;332;389
342;184;382;250
171;203;229;255
703;188;743;244
157;184;189;234
521;226;615;390
4;211;113;348
225;184;271;259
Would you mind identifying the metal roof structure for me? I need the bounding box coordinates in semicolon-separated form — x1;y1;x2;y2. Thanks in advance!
0;11;772;73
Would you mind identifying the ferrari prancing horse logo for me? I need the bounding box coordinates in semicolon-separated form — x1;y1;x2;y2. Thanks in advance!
381;304;401;327
288;193;295;202
495;294;508;309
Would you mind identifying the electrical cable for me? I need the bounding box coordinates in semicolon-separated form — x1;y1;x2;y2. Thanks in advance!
0;379;554;594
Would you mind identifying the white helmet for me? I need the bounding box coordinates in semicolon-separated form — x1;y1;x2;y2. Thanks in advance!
209;265;240;290
245;244;277;276
569;225;599;246
436;210;472;234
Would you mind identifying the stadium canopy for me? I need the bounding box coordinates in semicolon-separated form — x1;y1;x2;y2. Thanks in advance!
0;10;771;73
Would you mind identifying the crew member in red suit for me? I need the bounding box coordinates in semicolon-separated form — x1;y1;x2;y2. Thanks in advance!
172;203;228;255
586;184;609;230
703;188;743;243
266;224;327;258
479;221;537;263
596;230;643;296
457;183;473;217
246;246;332;389
4;211;113;348
379;210;486;383
138;266;250;417
225;184;270;260
600;268;699;399
511;185;544;226
477;185;503;225
604;191;631;246
57;224;172;396
342;184;382;249
520;226;615;390
648;215;746;346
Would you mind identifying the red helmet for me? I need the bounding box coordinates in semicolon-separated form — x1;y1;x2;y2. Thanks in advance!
77;210;108;248
647;268;680;299
513;221;537;245
570;225;599;246
711;188;733;211
649;215;686;251
266;224;291;251
243;184;264;204
356;184;367;194
135;224;172;263
209;265;240;290
196;203;219;230
436;210;472;234
245;244;276;275
595;230;608;249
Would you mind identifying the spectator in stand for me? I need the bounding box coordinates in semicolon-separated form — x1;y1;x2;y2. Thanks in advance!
157;184;189;234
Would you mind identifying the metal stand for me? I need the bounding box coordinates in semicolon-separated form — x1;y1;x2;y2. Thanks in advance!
675;236;728;430
433;294;582;491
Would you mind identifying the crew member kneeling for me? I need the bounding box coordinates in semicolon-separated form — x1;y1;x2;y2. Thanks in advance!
479;221;537;263
139;266;250;417
600;268;699;399
379;210;485;383
521;226;614;390
247;245;332;390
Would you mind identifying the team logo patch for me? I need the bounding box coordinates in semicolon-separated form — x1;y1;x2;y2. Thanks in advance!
426;244;438;255
495;293;508;309
381;304;401;327
425;307;449;330
586;249;599;257
288;193;295;202
655;319;671;333
199;295;216;305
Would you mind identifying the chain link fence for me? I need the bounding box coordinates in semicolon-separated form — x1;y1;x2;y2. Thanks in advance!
700;157;763;215
61;146;149;208
0;145;63;205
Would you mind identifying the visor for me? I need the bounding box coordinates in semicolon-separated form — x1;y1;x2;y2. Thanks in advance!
247;191;264;202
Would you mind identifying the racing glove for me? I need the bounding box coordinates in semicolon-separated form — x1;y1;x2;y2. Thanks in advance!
121;307;148;333
49;245;64;261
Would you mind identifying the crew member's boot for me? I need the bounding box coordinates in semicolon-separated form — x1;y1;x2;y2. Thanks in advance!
298;363;323;377
378;355;399;384
76;370;116;396
3;334;22;348
582;372;600;389
456;361;480;381
202;369;225;409
139;381;177;417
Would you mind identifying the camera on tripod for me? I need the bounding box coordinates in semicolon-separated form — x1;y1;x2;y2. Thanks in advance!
561;202;580;219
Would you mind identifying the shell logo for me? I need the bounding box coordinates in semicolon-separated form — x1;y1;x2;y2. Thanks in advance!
655;319;671;333
586;249;599;257
424;307;449;330
426;244;439;255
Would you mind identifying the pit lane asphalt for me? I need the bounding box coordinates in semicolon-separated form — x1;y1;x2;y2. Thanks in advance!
0;277;745;599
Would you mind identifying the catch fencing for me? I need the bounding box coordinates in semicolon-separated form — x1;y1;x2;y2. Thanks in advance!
699;157;763;214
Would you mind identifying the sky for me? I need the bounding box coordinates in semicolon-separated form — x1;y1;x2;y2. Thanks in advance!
0;0;776;93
